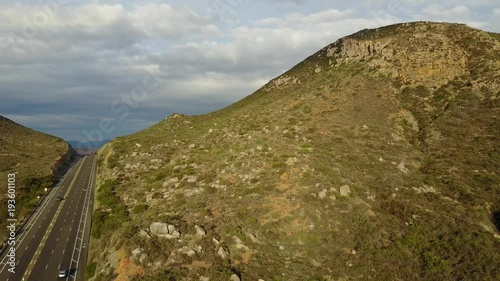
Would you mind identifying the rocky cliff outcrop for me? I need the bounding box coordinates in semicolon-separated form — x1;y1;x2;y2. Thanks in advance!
266;22;499;92
51;143;78;177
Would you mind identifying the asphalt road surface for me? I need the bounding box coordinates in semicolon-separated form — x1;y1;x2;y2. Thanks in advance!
0;155;97;281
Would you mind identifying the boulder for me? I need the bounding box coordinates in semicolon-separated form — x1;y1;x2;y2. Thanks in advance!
139;229;151;238
286;157;299;165
233;236;243;245
232;236;250;251
398;162;409;174
167;224;176;233
183;175;197;183
194;225;206;237
107;250;121;269
217;247;229;259
162;177;179;188
229;274;241;281
318;189;327;199
246;233;260;244
195;245;203;253
412;185;436;194
178;246;197;257
339;185;351;196
131;248;142;258
150;222;169;237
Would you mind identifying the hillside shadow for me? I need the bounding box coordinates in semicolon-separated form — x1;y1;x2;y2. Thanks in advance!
493;211;500;232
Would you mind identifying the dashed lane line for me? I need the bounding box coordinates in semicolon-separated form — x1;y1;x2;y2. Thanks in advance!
21;157;87;281
68;156;96;281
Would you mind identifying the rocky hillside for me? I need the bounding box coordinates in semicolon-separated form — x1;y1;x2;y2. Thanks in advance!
90;22;500;281
0;116;78;242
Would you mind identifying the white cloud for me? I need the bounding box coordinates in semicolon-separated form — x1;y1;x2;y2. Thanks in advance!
255;9;356;27
0;3;216;49
488;8;500;31
130;4;218;39
0;1;498;141
422;4;470;19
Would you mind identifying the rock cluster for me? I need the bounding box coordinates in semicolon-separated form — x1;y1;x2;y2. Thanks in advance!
149;222;181;239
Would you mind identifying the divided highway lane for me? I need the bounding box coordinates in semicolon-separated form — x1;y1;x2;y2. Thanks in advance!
0;155;97;281
0;157;84;281
29;155;96;281
72;155;96;281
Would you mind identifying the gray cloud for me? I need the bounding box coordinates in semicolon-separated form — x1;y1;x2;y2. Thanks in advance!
0;1;498;141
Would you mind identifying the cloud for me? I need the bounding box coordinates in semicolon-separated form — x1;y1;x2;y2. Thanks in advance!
130;3;218;39
0;1;498;141
421;4;470;19
254;9;356;27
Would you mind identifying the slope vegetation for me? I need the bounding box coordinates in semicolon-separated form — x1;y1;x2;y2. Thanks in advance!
0;116;77;242
91;22;500;281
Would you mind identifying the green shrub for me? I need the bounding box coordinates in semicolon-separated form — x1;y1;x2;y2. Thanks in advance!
136;268;187;281
92;180;129;238
132;204;149;214
422;250;449;273
86;261;97;279
107;157;118;169
91;209;107;239
123;224;139;239
272;162;286;169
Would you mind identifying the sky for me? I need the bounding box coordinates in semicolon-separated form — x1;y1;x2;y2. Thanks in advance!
0;0;499;143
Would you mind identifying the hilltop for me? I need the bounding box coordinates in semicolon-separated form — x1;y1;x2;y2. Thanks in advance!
0;116;78;242
90;22;500;280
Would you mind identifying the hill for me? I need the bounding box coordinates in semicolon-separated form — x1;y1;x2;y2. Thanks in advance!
0;116;78;242
90;22;500;281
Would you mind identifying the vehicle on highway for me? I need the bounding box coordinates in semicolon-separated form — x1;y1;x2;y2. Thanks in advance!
58;269;68;278
56;195;64;201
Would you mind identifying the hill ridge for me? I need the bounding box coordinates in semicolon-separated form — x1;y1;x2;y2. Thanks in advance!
91;21;500;281
0;116;78;243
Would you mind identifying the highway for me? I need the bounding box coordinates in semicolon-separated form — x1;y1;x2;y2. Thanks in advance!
0;155;97;281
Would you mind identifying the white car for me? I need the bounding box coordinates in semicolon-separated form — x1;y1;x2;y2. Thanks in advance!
58;269;68;278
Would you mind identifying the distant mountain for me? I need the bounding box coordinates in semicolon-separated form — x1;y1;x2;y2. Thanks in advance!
68;139;109;150
0;116;78;242
91;22;500;280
